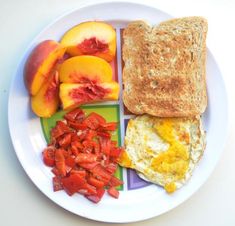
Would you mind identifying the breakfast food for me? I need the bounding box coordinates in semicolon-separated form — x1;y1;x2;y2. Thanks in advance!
23;22;118;117
59;55;119;110
60;82;119;109
59;55;113;83
22;17;208;202
60;21;116;62
42;108;123;203
24;40;66;95
122;17;208;117
119;115;206;193
31;70;59;117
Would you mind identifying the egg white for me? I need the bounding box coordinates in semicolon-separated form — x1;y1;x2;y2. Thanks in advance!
123;115;206;192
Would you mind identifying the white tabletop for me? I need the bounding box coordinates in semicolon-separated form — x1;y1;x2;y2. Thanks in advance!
1;0;235;225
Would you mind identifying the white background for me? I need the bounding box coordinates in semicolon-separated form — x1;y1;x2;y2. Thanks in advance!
1;0;235;225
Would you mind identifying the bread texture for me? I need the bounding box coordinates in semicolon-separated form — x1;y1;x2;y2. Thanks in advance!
122;17;208;117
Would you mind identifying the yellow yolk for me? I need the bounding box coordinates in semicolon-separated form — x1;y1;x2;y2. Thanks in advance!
118;150;133;168
164;182;176;193
123;115;205;194
151;120;189;180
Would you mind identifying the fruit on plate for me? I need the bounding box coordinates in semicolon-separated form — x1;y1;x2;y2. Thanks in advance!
31;70;60;117
24;40;66;95
60;81;119;109
60;21;116;62
59;55;113;83
59;55;119;109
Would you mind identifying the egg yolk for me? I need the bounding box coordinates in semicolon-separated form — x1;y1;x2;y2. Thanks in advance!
164;182;176;193
118;150;133;168
151;120;189;180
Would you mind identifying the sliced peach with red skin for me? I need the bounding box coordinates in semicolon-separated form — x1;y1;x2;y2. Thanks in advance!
59;55;113;83
59;81;119;110
31;71;60;117
24;40;66;95
60;21;116;62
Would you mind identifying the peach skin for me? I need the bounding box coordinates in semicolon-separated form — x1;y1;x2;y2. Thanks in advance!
60;21;116;62
31;70;60;117
59;55;113;83
24;40;66;95
59;81;119;109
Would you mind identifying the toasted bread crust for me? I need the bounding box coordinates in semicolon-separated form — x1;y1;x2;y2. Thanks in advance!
122;17;208;117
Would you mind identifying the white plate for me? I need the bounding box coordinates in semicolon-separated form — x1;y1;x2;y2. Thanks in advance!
8;1;228;223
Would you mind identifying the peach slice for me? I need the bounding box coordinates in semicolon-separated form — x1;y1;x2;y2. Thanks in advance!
60;21;116;62
31;70;60;117
59;55;113;83
24;40;66;95
59;81;119;109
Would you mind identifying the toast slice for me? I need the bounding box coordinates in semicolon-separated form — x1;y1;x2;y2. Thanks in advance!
122;17;208;117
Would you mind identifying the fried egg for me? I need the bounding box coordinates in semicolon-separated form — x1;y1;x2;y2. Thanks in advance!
119;115;206;193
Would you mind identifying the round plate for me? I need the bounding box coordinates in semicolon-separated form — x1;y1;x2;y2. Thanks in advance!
8;1;228;223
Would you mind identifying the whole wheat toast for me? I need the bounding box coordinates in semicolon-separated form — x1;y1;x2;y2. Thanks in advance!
122;17;208;117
